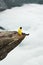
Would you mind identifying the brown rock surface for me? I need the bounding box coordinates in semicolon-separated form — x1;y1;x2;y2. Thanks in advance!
0;31;29;60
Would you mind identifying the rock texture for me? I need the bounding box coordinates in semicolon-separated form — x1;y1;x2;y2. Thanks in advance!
0;0;43;11
0;31;29;60
0;0;7;11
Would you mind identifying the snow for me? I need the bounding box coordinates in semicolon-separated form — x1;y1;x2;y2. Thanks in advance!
0;4;43;65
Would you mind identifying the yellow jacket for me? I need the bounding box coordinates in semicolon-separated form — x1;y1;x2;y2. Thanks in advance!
18;28;22;35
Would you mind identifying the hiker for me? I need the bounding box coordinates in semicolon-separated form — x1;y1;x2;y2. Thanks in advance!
18;27;22;35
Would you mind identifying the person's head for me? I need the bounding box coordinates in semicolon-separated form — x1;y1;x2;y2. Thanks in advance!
20;27;22;29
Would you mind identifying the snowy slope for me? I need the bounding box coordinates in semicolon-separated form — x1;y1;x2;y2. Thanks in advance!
0;4;43;65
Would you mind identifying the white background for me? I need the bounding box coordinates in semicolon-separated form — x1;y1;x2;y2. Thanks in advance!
0;4;43;65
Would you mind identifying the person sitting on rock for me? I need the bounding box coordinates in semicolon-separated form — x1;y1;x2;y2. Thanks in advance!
18;27;22;35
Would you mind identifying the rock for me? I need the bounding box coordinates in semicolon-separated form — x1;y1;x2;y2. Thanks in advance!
0;0;7;11
0;0;43;12
0;31;29;60
0;26;5;30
